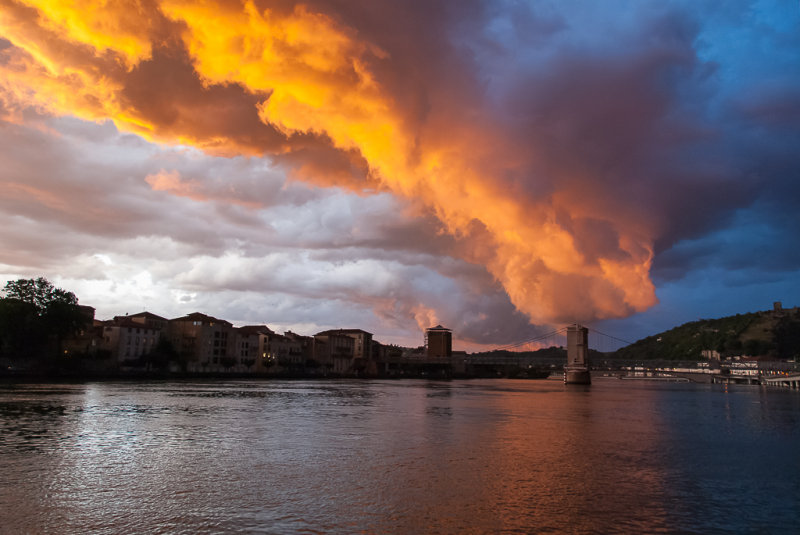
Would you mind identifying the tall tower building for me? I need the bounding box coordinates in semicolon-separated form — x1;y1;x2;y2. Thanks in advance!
425;325;452;358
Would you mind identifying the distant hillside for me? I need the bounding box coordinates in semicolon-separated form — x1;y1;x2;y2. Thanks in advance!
469;346;607;362
470;346;565;360
613;305;800;361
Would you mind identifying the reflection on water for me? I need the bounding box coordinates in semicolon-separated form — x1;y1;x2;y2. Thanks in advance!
1;379;798;534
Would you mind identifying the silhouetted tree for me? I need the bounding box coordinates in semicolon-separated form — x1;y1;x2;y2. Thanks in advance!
3;277;78;313
0;298;41;361
140;338;178;370
1;277;89;363
775;318;800;361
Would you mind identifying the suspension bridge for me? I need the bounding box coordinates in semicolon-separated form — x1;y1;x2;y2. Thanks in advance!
489;324;634;354
469;325;800;387
447;323;636;383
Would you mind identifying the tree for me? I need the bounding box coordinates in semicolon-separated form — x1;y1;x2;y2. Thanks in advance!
2;277;78;314
1;277;88;363
0;298;41;360
139;338;178;370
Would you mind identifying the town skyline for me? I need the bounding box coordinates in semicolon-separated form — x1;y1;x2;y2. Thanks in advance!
1;1;798;352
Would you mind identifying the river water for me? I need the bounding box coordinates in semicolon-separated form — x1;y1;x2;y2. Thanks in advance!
1;379;798;534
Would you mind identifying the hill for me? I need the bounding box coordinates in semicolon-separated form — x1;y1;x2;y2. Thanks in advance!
470;346;566;360
612;305;800;361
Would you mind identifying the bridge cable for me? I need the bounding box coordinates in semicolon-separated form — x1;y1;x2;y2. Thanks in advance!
493;326;570;352
584;327;635;347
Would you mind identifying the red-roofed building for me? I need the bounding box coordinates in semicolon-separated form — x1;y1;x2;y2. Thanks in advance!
167;312;235;372
99;315;161;365
314;329;374;376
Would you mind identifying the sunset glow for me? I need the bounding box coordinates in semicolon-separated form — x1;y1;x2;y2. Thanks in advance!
1;1;797;347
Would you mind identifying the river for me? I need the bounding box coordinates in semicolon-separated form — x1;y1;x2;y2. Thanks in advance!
1;378;798;534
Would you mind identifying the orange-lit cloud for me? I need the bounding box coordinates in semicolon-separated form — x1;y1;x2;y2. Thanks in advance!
5;181;72;213
145;169;262;208
0;0;658;327
410;304;440;333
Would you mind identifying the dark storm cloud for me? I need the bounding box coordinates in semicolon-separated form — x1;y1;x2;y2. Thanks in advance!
494;3;799;283
0;0;798;346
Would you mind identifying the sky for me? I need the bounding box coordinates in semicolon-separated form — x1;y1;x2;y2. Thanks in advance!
0;0;798;351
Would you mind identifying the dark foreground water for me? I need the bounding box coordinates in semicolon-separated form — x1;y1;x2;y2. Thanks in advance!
1;379;799;534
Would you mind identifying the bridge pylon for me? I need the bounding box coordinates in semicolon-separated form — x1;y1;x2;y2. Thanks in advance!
564;324;591;385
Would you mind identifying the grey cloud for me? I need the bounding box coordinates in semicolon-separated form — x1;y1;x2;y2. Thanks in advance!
3;0;798;348
1;113;548;346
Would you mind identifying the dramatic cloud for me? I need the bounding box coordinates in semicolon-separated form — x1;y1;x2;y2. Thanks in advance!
0;115;530;348
1;0;798;347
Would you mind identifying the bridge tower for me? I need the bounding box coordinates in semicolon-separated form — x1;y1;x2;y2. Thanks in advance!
564;324;591;384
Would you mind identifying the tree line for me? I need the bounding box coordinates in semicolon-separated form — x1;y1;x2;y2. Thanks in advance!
0;277;90;367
